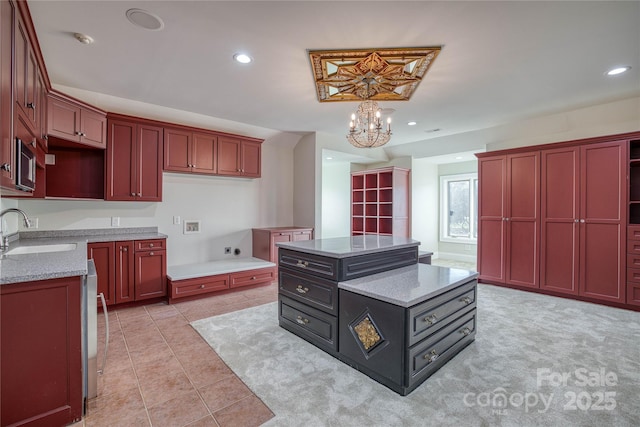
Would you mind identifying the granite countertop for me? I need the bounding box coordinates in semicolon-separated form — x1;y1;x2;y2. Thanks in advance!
167;257;276;281
338;263;479;307
0;227;167;285
277;235;420;259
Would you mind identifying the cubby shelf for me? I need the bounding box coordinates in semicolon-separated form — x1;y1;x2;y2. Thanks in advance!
630;140;640;224
350;167;410;237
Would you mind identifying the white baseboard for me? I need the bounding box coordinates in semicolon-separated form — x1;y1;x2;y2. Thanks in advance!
436;252;477;263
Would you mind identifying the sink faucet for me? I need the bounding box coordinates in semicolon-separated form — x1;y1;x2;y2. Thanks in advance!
0;208;32;251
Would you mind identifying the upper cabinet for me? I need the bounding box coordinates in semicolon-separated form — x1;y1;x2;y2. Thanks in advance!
106;116;163;202
164;128;218;175
47;92;107;148
14;10;39;134
217;136;261;178
0;0;15;191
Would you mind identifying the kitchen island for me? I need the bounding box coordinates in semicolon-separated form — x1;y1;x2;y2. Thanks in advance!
277;236;478;395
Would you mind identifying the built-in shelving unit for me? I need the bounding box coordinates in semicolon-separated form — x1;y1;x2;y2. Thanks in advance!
630;140;640;224
351;167;410;237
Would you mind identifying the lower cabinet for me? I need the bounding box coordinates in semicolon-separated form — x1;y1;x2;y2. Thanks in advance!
252;227;314;276
0;276;83;426
88;238;166;306
627;226;640;306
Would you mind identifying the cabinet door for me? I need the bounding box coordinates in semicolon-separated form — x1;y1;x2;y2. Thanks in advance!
271;232;292;263
540;147;580;295
192;132;217;174
505;152;539;288
477;156;506;283
164;128;191;172
106;120;136;200
0;0;14;189
579;141;626;303
241;140;261;177
80;108;107;148
13;14;28;119
24;48;38;128
1;277;83;426
136;124;163;201
217;136;242;176
135;250;167;300
48;96;81;142
115;241;135;304
88;242;116;306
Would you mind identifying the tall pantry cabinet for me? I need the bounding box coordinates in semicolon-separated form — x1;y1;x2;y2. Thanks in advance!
477;138;629;306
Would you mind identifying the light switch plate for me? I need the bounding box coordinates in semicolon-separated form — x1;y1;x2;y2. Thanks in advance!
173;216;181;225
111;217;120;227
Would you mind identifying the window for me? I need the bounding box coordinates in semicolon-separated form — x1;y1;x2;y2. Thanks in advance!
440;173;478;243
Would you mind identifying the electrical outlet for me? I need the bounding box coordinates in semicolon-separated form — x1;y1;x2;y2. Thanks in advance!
27;217;38;229
224;247;231;254
173;216;181;225
111;216;120;227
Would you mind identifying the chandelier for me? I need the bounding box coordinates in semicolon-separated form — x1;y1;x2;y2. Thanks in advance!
347;99;391;148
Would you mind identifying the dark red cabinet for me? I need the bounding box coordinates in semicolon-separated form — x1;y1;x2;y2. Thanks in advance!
115;241;135;303
134;240;167;300
478;153;539;288
1;276;83;426
47;93;107;148
0;0;15;192
217;136;261;178
88;241;116;305
164;128;217;175
106;118;163;201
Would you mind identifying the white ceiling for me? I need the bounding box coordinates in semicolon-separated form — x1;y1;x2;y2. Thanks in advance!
28;1;640;157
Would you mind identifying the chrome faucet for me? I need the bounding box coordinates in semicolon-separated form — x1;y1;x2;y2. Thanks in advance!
0;208;32;251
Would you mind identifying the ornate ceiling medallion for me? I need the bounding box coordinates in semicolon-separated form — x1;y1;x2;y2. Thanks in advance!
309;47;441;102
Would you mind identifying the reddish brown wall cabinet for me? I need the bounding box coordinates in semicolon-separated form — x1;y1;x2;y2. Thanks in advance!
478;153;540;288
1;276;83;426
47;93;107;148
164;127;218;175
217;136;261;178
350;167;410;237
252;227;314;275
0;0;15;192
14;10;40;135
106;118;163;201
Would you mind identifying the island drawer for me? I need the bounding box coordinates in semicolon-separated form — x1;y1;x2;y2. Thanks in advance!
279;267;338;315
407;309;476;388
279;249;339;280
341;246;418;281
407;280;477;346
279;296;337;352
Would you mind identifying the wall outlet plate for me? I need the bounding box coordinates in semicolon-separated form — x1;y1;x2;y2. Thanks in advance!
111;217;120;227
27;218;38;229
224;247;231;254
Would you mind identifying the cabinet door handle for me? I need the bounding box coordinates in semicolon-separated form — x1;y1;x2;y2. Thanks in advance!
460;296;472;305
26;102;35;109
131;192;135;196
199;284;205;289
423;314;438;325
580;219;585;223
122;247;128;252
296;315;309;325
251;276;256;280
424;349;439;363
98;293;109;375
574;219;579;223
149;252;154;256
0;163;11;172
137;193;142;197
149;243;154;248
296;285;309;294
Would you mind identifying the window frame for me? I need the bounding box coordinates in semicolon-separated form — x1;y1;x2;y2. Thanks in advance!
439;173;478;244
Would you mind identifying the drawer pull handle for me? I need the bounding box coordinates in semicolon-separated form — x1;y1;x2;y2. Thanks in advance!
296;260;309;268
199;284;205;289
423;314;438;325
296;315;309;325
461;327;472;336
424;350;439;363
149;243;154;247
149;252;154;256
296;285;309;294
251;276;256;280
461;296;472;305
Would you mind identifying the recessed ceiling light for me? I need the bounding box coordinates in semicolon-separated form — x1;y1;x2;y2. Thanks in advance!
233;53;253;64
73;33;94;45
407;121;417;126
606;66;631;76
126;9;164;31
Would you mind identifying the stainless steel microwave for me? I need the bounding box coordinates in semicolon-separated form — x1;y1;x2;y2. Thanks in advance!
16;138;35;192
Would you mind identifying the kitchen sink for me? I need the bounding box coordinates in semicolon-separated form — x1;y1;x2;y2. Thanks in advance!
4;243;78;255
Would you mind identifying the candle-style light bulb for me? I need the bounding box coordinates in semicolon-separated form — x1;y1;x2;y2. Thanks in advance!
387;117;391;132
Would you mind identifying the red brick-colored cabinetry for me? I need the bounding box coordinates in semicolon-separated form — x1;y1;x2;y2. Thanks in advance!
252;227;314;276
0;276;83;426
217;136;261;178
164;127;218;175
47;93;107;148
106;117;163;201
135;239;167;300
478;138;629;307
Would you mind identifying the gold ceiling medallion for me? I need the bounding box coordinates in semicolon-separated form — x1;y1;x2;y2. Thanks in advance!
309;47;441;102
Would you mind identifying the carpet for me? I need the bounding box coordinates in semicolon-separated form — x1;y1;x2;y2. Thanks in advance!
191;284;640;426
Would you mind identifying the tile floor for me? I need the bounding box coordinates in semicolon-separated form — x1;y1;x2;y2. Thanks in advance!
75;258;475;427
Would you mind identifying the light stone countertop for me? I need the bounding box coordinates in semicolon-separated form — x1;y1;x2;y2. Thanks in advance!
0;228;167;285
338;263;479;307
167;257;276;281
277;235;420;258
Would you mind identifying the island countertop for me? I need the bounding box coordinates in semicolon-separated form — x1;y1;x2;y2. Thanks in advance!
277;235;420;259
338;263;479;307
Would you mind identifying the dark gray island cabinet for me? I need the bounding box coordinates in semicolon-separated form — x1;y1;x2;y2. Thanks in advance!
277;236;478;395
